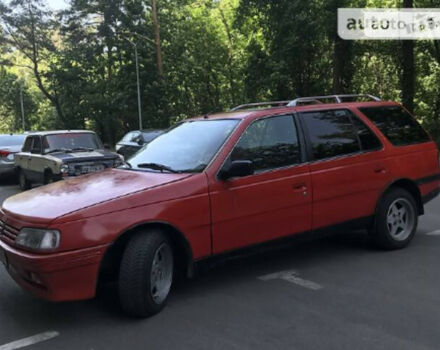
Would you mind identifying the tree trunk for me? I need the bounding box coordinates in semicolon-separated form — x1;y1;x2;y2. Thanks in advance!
401;0;415;113
332;36;352;94
331;0;353;94
151;0;163;77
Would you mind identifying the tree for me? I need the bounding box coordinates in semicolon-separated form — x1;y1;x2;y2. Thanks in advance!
0;0;66;122
401;0;415;112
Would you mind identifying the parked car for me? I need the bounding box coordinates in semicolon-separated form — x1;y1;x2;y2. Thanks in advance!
14;130;122;190
116;129;164;159
0;134;26;177
1;94;439;318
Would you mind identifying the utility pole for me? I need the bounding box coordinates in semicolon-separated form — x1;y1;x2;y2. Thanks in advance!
120;32;157;130
134;43;143;131
19;82;25;131
151;0;163;77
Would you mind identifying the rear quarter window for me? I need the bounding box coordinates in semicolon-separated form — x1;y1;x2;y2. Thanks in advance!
359;106;430;146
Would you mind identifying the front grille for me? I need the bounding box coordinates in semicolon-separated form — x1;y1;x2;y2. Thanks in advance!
0;219;19;245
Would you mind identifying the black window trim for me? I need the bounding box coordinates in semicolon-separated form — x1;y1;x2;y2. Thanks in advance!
215;113;307;180
348;110;383;152
297;108;384;164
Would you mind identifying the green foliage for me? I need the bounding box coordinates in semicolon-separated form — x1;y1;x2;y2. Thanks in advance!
0;0;439;145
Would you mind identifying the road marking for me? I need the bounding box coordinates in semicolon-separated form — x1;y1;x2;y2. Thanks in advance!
0;331;59;350
426;230;440;236
258;270;323;290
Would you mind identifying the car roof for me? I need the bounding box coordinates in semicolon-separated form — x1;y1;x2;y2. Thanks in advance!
25;130;95;136
191;101;402;122
0;134;26;137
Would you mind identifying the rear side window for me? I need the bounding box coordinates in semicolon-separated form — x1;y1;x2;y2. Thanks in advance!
300;110;360;160
231;115;301;171
351;115;382;151
31;137;42;153
359;106;430;146
22;137;32;152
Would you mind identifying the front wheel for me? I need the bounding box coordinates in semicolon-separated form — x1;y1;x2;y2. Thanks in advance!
44;171;54;185
370;188;418;250
118;230;174;317
18;169;31;191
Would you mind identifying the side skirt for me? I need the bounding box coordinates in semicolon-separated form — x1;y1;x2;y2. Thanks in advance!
194;215;374;275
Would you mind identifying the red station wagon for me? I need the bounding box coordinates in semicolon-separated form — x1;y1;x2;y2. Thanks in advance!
1;94;439;317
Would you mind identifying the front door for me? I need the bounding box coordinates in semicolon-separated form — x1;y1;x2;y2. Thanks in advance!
209;114;312;254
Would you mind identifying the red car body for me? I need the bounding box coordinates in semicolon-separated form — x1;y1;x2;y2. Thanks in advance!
0;100;439;302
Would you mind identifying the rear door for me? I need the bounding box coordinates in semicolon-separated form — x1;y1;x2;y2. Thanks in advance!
299;108;391;229
210;114;312;254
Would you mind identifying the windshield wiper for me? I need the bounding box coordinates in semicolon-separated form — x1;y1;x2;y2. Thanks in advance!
71;147;94;152
45;148;72;154
137;162;179;173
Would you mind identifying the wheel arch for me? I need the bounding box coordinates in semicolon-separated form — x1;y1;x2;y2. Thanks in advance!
43;166;53;176
97;221;195;288
377;178;423;216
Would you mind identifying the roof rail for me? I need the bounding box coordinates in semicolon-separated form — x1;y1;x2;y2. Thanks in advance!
287;94;381;107
230;101;290;111
230;94;381;111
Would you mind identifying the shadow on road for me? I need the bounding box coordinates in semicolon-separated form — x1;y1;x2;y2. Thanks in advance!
0;174;18;186
0;229;376;327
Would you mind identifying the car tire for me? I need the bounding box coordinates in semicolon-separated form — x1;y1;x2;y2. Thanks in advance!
370;188;418;250
18;169;31;191
44;171;54;185
118;230;174;318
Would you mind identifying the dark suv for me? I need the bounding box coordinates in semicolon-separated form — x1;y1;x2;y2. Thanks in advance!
116;129;164;159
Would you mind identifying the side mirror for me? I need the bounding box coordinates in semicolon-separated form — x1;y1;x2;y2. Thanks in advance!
219;160;254;180
137;138;144;146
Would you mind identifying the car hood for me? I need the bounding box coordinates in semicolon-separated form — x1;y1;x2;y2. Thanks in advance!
48;149;118;163
2;169;190;224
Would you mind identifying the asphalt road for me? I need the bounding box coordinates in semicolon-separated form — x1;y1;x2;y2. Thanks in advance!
0;177;439;350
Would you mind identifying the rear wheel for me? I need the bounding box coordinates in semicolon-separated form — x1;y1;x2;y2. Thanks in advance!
118;230;174;317
18;169;31;191
370;188;418;250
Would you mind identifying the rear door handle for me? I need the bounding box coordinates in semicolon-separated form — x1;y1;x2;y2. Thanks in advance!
374;167;387;174
292;183;308;196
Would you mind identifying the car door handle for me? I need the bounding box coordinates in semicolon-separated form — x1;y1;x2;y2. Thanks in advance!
292;183;308;195
374;167;387;174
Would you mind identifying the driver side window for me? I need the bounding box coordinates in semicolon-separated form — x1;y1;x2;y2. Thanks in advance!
231;115;301;172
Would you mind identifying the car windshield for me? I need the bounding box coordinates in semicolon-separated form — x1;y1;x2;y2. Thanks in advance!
127;119;239;173
43;133;102;153
141;130;163;143
122;131;141;142
0;135;26;147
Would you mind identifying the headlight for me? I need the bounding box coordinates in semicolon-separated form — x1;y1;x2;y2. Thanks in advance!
15;228;60;251
114;156;124;167
60;164;69;174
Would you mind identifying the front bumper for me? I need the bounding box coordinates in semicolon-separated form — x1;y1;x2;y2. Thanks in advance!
0;240;109;301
